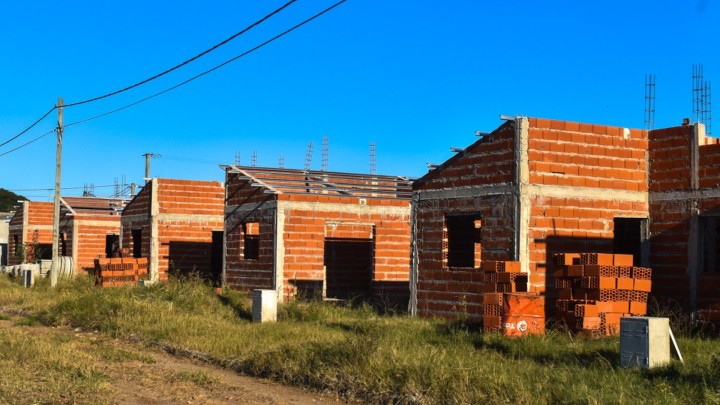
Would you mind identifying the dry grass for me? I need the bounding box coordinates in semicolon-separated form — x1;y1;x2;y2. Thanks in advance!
1;275;719;404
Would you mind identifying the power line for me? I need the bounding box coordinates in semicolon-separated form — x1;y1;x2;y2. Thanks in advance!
63;0;298;108
0;1;297;149
0;129;56;158
65;0;348;128
9;184;120;192
0;106;56;148
1;1;348;158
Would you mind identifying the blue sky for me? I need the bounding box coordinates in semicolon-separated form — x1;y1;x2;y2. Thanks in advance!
0;0;717;200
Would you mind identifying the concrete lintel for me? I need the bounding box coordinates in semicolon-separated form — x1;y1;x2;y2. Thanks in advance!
650;188;720;202
23;225;54;231
73;219;123;228
225;201;278;215
281;200;409;217
527;184;648;203
414;184;517;202
154;213;224;223
120;214;148;223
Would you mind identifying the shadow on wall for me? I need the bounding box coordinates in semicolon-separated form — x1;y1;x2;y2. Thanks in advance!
167;241;221;286
540;235;615;319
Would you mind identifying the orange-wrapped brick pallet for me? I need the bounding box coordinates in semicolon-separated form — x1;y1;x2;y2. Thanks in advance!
94;257;149;287
481;260;544;337
553;253;652;336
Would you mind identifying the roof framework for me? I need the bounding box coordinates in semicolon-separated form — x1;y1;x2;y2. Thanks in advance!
224;165;413;200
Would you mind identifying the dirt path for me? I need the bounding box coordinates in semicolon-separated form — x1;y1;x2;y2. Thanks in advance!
1;316;346;404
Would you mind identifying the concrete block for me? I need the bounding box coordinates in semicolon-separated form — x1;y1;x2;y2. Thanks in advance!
620;317;671;368
21;269;34;287
253;289;278;323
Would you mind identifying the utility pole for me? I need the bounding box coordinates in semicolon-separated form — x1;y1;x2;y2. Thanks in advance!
51;98;63;288
143;153;159;183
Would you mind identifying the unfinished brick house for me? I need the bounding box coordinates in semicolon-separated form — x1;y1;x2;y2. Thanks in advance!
648;122;720;312
121;178;225;284
7;201;53;265
223;166;412;305
411;117;650;320
58;197;126;274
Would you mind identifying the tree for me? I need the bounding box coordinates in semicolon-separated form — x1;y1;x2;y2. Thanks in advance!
0;188;28;212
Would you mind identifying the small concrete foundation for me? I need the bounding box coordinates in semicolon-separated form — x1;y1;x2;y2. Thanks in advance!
252;289;278;323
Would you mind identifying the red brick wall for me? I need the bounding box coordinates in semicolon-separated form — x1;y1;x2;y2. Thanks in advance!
413;121;518;320
529;196;649;292
8;202;54;264
7;209;24;265
527;118;649;293
156;179;225;215
414;121;516;190
121;179;224;281
224;174;278;291
279;194;411;304
223;173;411;306
528;118;647;192
75;221;121;273
121;185;152;260
414;195;516;320
223;165;412;303
123;185;152;217
649;125;693;192
648;124;720;309
698;197;720;308
699;141;720;188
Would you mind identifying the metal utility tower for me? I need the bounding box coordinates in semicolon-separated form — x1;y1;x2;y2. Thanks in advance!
369;141;377;175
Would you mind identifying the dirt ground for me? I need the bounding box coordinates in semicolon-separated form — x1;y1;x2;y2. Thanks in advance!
0;317;346;405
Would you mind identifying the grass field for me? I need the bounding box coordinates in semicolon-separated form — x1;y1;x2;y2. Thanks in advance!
0;275;718;404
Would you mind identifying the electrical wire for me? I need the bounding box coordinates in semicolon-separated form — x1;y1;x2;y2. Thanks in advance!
0;106;56;148
8;184;120;192
1;1;347;158
0;2;297;149
64;0;298;108
65;0;347;128
0;129;56;158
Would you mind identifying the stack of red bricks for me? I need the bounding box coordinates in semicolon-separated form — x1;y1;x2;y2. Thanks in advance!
94;257;149;287
481;261;528;293
482;261;544;336
554;253;652;336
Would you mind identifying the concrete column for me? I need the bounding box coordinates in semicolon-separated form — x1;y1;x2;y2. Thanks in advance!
71;219;78;273
409;194;419;316
687;123;704;311
514;117;531;275
274;202;286;303
150;178;160;282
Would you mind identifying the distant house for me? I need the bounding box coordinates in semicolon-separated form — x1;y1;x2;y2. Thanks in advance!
223;166;412;306
7;201;54;265
0;212;11;266
59;197;126;273
120;178;225;284
411;117;649;320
